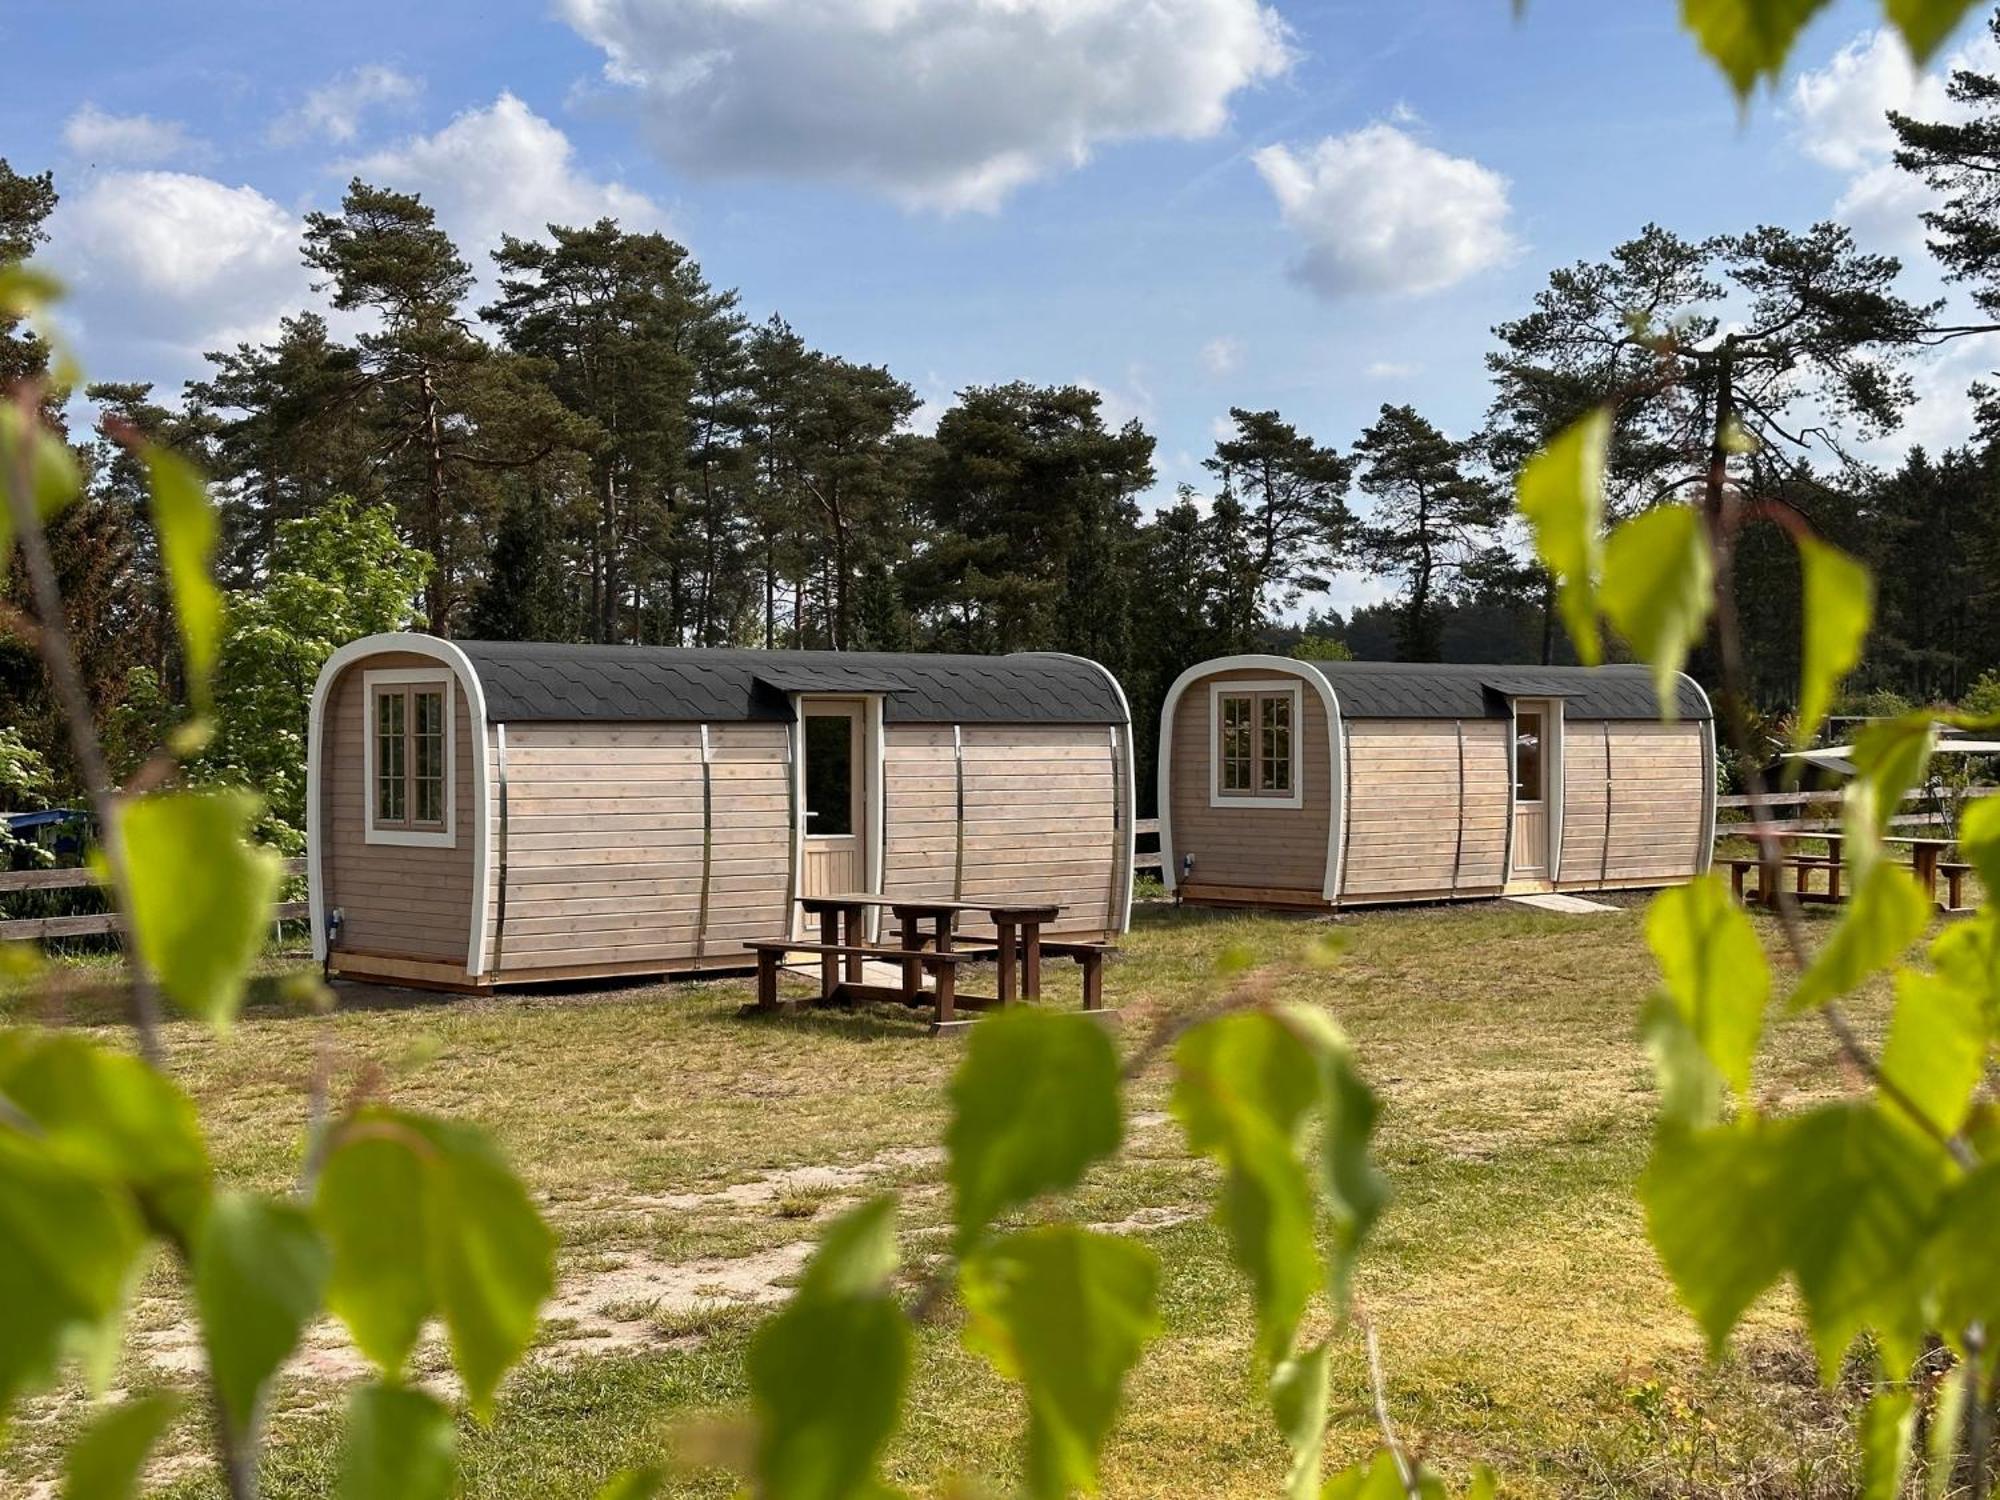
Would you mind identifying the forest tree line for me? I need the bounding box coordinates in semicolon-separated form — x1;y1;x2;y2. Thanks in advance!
9;19;2000;822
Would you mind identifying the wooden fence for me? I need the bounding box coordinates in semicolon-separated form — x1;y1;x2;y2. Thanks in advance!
0;858;308;942
1134;817;1161;875
1714;785;1994;836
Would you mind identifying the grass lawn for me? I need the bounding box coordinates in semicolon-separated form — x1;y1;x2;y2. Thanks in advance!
4;895;1899;1498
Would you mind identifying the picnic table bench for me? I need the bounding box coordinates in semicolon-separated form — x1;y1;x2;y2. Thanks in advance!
748;893;1113;1034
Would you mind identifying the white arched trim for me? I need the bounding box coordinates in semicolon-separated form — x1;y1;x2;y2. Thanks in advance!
1683;671;1719;876
1156;655;1345;905
1030;652;1137;935
307;632;494;977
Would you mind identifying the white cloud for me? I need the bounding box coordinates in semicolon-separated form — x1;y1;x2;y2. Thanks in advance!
1201;335;1245;377
344;93;666;263
559;0;1293;211
1788;27;2000;254
1253;124;1518;299
62;104;205;166
1365;360;1420;379
48;171;309;363
273;65;421;145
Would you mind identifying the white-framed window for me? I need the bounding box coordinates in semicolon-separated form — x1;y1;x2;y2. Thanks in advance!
363;669;456;847
1209;679;1303;809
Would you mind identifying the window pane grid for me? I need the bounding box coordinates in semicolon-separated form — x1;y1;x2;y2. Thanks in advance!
412;690;446;825
1259;697;1292;792
1219;696;1253;791
376;690;407;824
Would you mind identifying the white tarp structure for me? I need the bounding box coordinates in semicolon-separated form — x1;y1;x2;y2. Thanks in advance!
1787;738;2000;778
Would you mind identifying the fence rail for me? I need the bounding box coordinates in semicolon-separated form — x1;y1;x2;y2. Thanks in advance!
1133;817;1161;874
0;857;307;943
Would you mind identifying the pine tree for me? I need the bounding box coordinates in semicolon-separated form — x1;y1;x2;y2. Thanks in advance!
1349;405;1506;663
303;180;588;632
467;486;572;642
1203;407;1351;640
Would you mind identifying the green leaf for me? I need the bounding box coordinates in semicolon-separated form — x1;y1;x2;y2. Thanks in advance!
1925;1159;2000;1342
419;1116;553;1419
1857;1385;1917;1500
1640;993;1726;1128
961;1226;1160;1500
594;1468;667;1500
1777;1104;1951;1375
1173;1011;1322;1363
1645;1106;1950;1371
0;1132;147;1424
1926;1354;1970;1500
61;1394;181;1500
139;445;225;708
1311;1031;1387;1311
314;1110;553;1419
1883;0;1983;61
316;1125;430;1377
193;1193;328;1435
1645;875;1769;1098
337;1382;456;1500
116;789;282;1027
1320;1452;1417;1500
1788;863;1930;1012
947;1008;1122;1248
1599;504;1714;718
1929;908;2000;1002
1515;408;1608;666
1681;0;1836;97
1878;970;1986;1139
1794;536;1872;748
0;1031;210;1235
1960;791;2000;898
0;400;83;560
1640;1122;1791;1353
747;1198;909;1500
0;263;63;318
1843;715;1937;881
1272;1342;1332;1500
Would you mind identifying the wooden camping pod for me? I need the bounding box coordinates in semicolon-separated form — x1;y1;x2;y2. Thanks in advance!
1157;655;1716;909
307;635;1134;990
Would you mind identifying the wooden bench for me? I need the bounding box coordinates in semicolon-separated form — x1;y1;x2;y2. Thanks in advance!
1940;862;1976;912
1039;940;1114;1012
744;952;976;1032
1726;854;1843;905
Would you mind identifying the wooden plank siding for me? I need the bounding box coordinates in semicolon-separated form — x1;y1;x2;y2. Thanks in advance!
879;724;1122;939
322;652;478;965
1339;721;1509;900
1577;721;1708;887
1167;667;1333;897
960;725;1118;936
489;721;791;974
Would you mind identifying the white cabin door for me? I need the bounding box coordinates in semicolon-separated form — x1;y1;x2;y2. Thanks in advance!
800;702;864;903
1509;701;1554;886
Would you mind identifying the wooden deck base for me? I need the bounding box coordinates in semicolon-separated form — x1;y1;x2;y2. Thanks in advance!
328;950;493;994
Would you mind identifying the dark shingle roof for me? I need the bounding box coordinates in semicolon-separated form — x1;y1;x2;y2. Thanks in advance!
454;642;1126;726
1298;661;1709;721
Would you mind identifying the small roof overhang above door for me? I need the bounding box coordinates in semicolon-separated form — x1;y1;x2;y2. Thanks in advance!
751;670;903;715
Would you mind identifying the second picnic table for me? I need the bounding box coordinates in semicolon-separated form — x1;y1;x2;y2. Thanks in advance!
1724;830;1962;908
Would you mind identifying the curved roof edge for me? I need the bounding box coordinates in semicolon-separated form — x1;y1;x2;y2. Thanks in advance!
329;637;1128;726
1182;658;1710;721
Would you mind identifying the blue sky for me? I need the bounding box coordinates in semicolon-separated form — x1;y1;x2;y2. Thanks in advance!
5;0;1992;612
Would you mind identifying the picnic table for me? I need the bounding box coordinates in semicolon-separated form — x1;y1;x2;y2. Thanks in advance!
747;893;1110;1034
1723;830;1964;909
